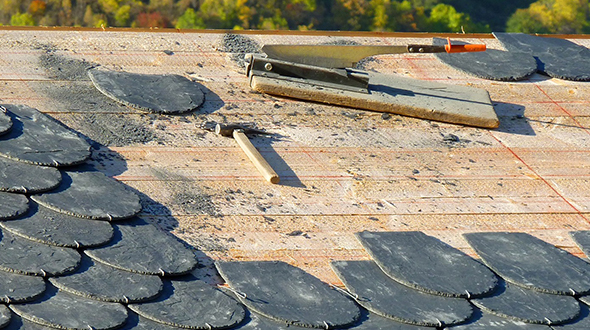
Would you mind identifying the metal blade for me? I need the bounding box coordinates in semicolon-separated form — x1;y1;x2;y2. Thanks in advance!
262;45;411;68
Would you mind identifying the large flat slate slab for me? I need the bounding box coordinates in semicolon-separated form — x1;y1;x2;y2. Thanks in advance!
10;286;128;330
464;232;590;295
0;228;80;277
85;217;198;276
0;157;61;194
331;260;473;327
471;282;580;325
31;170;141;221
0;104;90;167
0;269;46;303
0;202;114;248
129;276;245;329
433;38;537;81
216;260;361;329
0;192;29;220
493;32;590;81
356;231;498;298
50;256;163;303
88;68;205;114
250;70;499;128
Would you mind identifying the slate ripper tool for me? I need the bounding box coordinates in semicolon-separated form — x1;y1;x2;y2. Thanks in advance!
245;38;500;129
215;123;280;184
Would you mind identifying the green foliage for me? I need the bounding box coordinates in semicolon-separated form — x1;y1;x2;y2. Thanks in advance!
10;12;35;25
176;8;204;28
506;0;590;33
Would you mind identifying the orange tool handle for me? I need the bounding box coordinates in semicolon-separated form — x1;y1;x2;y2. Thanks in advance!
445;37;486;53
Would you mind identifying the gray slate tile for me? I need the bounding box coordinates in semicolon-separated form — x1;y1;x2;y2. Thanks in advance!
551;302;590;329
118;312;187;330
0;202;114;248
128;276;245;329
85;217;198;276
433;38;537;81
447;309;550;329
1;313;55;330
0;269;46;303
331;260;473;327
464;232;590;295
493;33;590;81
9;286;128;330
216;260;361;329
88;68;205;114
0;228;80;277
0;305;10;329
350;312;434;329
0;107;12;136
50;256;163;303
0;157;61;194
0;104;90;167
32;170;141;221
356;231;498;298
0;193;29;220
471;282;580;325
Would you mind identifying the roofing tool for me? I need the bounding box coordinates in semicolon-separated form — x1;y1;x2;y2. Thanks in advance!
215;123;280;184
245;38;500;129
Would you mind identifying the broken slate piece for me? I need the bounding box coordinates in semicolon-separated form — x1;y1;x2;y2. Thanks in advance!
0;228;80;276
0;202;114;248
0;305;10;328
0;157;61;194
493;32;590;81
88;68;205;114
0;192;29;220
0;107;12;136
433;38;537;81
10;285;128;330
450;308;551;329
331;260;473;327
471;281;580;325
356;231;498;298
215;260;361;329
129;275;245;329
0;269;46;303
464;232;590;295
32;170;141;221
0;104;90;166
50;256;162;303
85;217;198;276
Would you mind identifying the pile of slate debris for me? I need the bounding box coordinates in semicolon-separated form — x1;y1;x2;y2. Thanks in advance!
2;36;590;330
3;106;590;330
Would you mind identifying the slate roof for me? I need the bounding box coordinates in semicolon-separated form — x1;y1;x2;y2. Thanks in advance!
1;29;590;329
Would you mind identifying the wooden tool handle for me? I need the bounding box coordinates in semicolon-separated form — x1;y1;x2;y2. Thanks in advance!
233;129;280;184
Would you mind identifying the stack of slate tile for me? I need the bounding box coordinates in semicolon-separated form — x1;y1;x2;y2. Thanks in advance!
3;102;590;329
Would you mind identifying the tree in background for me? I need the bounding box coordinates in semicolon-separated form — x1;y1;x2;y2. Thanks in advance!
506;0;590;33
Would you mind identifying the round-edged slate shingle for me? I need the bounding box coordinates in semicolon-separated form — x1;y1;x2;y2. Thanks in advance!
0;305;10;329
463;232;590;296
355;231;498;298
0;157;61;194
129;275;245;329
9;285;128;330
331;260;473;327
215;260;362;329
449;309;550;329
0;269;46;303
471;281;580;325
0;104;90;167
50;256;163;303
349;312;433;330
0;202;114;248
84;217;198;276
118;312;188;330
1;313;57;330
0;106;12;136
88;68;205;114
0;192;29;220
433;38;537;81
493;32;590;81
0;228;80;277
552;302;590;329
31;170;141;221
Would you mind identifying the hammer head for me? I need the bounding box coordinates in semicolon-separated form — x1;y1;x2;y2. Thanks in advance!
215;123;269;137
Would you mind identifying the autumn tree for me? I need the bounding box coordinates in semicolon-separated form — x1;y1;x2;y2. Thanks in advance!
506;0;590;33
